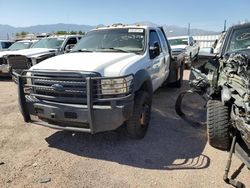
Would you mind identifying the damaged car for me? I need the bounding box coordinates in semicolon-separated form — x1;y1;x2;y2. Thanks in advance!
177;23;250;187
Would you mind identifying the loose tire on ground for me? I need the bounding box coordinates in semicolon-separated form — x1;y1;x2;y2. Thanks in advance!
207;100;231;150
126;91;151;139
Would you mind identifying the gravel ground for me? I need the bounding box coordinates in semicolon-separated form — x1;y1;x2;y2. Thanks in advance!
0;71;249;188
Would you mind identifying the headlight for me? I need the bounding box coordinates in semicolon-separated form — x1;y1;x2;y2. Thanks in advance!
26;72;32;85
101;75;133;95
23;72;33;93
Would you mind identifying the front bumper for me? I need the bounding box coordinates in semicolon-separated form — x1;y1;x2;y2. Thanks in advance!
17;71;134;134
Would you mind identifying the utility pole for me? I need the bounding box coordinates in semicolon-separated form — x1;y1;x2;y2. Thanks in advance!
224;20;227;31
187;23;190;36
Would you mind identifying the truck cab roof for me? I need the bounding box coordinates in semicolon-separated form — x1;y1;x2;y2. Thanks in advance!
92;24;164;32
220;22;250;56
229;22;250;30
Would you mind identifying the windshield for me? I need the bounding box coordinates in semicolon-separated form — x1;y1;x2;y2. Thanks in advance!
227;27;250;52
72;28;146;53
31;38;64;49
169;38;188;46
8;42;32;50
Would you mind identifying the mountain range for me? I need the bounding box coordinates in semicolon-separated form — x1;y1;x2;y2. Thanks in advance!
0;21;220;39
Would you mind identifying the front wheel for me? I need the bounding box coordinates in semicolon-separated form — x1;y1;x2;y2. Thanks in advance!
126;91;152;139
207;100;231;150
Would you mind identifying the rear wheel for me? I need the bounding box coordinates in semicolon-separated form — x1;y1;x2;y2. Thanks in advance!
207;100;231;150
126;91;151;139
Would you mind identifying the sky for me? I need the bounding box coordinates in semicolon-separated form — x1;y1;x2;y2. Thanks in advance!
0;0;249;31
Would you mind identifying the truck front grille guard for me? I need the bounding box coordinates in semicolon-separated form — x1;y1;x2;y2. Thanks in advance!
16;70;134;133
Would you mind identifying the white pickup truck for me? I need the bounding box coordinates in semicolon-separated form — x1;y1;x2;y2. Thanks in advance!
0;40;38;76
16;25;185;139
4;35;82;75
168;36;199;68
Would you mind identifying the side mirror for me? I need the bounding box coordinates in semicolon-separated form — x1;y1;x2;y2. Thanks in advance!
198;47;214;55
197;48;217;65
65;44;75;53
149;42;160;59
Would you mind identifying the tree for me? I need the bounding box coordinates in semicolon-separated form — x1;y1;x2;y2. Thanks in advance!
16;32;20;37
55;31;68;35
70;31;77;35
78;30;85;35
21;31;28;36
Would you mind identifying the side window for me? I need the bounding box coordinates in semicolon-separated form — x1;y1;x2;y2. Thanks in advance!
192;37;195;43
157;30;169;53
189;37;194;45
2;42;12;49
64;37;78;49
66;37;77;45
149;30;162;51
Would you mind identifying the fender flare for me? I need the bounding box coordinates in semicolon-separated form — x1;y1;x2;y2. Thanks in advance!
133;69;153;96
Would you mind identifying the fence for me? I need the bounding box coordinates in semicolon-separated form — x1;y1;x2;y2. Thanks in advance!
193;34;220;48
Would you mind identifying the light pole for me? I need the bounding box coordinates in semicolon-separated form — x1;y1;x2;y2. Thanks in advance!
188;23;190;35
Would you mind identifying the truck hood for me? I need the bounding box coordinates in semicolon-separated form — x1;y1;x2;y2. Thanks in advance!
30;52;142;76
1;48;57;58
0;50;14;58
171;45;187;50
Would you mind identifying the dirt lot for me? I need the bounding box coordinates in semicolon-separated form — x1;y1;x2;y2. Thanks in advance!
0;71;249;188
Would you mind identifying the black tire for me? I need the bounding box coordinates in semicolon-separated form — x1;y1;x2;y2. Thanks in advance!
207;100;231;150
126;91;151;139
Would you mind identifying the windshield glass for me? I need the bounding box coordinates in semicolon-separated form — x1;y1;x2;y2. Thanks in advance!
169;38;188;46
31;38;64;49
8;42;32;50
227;27;250;52
72;28;146;53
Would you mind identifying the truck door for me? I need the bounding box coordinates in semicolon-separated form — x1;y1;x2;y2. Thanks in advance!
157;29;170;83
148;30;166;91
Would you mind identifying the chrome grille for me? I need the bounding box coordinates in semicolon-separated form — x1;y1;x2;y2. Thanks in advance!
24;71;99;104
6;55;31;69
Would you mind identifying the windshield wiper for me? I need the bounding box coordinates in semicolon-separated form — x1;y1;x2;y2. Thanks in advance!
98;47;130;53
